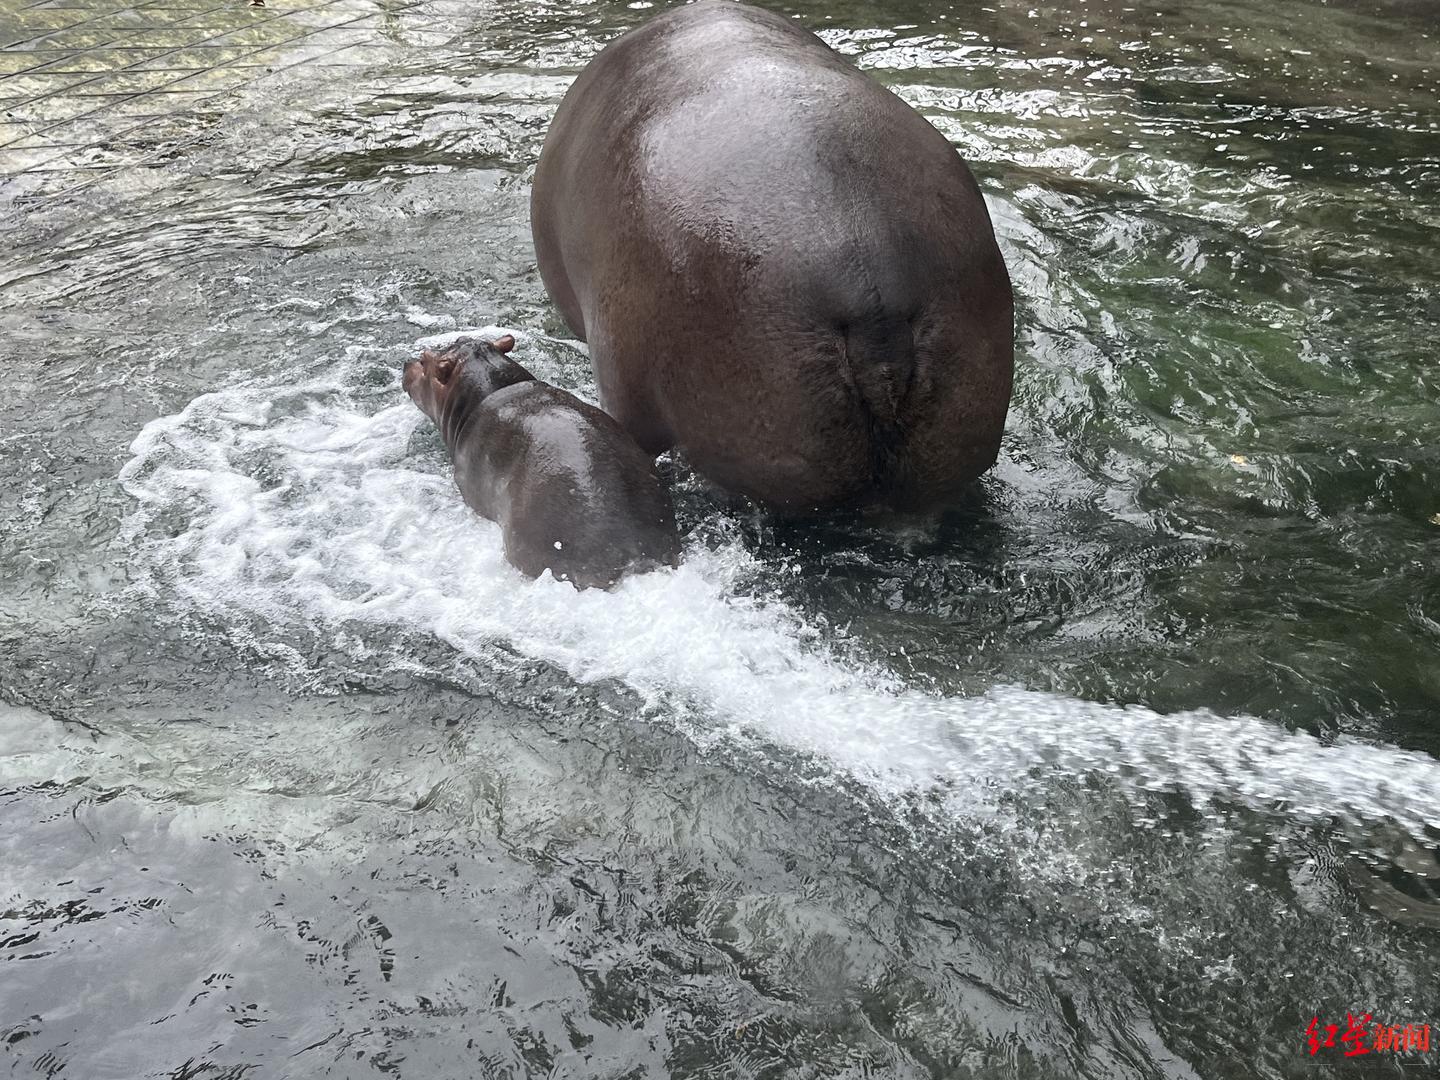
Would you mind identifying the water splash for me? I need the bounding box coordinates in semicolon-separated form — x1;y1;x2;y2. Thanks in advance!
117;330;1440;840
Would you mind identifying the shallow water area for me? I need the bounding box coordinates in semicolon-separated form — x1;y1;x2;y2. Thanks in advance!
3;0;1440;1077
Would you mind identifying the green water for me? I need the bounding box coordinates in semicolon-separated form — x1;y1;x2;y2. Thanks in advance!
2;0;1438;1077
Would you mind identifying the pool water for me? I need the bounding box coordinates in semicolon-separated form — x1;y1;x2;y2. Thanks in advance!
2;0;1438;1076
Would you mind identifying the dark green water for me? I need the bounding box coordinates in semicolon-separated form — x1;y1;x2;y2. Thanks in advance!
3;0;1439;1077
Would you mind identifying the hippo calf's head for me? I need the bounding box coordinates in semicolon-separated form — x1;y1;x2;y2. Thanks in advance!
403;334;521;423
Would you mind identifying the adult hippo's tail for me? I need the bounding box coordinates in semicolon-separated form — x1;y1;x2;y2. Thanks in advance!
824;276;1012;511
841;313;914;428
531;0;1014;513
819;309;914;506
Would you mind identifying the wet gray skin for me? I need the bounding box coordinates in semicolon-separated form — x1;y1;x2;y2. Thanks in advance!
531;0;1014;512
2;0;1440;1078
402;335;681;589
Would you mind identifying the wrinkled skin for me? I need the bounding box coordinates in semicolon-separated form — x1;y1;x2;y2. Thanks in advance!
531;0;1014;513
404;336;681;589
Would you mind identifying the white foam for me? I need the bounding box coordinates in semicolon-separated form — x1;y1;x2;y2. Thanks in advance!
117;334;1440;837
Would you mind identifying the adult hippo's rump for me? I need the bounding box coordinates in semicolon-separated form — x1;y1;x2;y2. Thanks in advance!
531;0;1014;512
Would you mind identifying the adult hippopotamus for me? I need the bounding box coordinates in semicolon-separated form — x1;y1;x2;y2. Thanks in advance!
531;0;1013;512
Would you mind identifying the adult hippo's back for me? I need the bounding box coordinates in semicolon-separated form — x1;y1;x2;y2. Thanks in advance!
531;0;1013;512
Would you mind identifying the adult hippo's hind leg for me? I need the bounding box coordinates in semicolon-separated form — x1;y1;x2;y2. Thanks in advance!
532;200;586;343
646;322;878;511
531;238;676;457
586;319;675;458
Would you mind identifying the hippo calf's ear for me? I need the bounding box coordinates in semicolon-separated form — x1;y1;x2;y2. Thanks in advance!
492;334;516;353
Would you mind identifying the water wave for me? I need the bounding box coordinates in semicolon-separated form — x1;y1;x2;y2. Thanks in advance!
117;329;1440;839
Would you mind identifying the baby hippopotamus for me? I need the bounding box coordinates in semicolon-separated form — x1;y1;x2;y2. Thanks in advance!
403;335;681;589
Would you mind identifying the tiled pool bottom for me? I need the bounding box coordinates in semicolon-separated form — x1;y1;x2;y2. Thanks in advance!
0;0;461;199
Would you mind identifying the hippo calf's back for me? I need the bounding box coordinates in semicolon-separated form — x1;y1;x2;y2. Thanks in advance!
460;384;681;589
